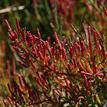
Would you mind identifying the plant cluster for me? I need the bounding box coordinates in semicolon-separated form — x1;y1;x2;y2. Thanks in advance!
3;18;107;106
0;0;107;107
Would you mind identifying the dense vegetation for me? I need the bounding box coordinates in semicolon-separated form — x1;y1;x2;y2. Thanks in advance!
0;0;107;107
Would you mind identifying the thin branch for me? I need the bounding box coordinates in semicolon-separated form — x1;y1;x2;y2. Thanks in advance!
0;5;25;14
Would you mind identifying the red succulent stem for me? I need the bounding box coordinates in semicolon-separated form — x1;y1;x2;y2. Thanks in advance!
87;26;93;60
54;32;63;50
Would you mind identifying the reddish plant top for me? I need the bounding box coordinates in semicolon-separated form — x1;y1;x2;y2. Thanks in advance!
4;19;107;106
